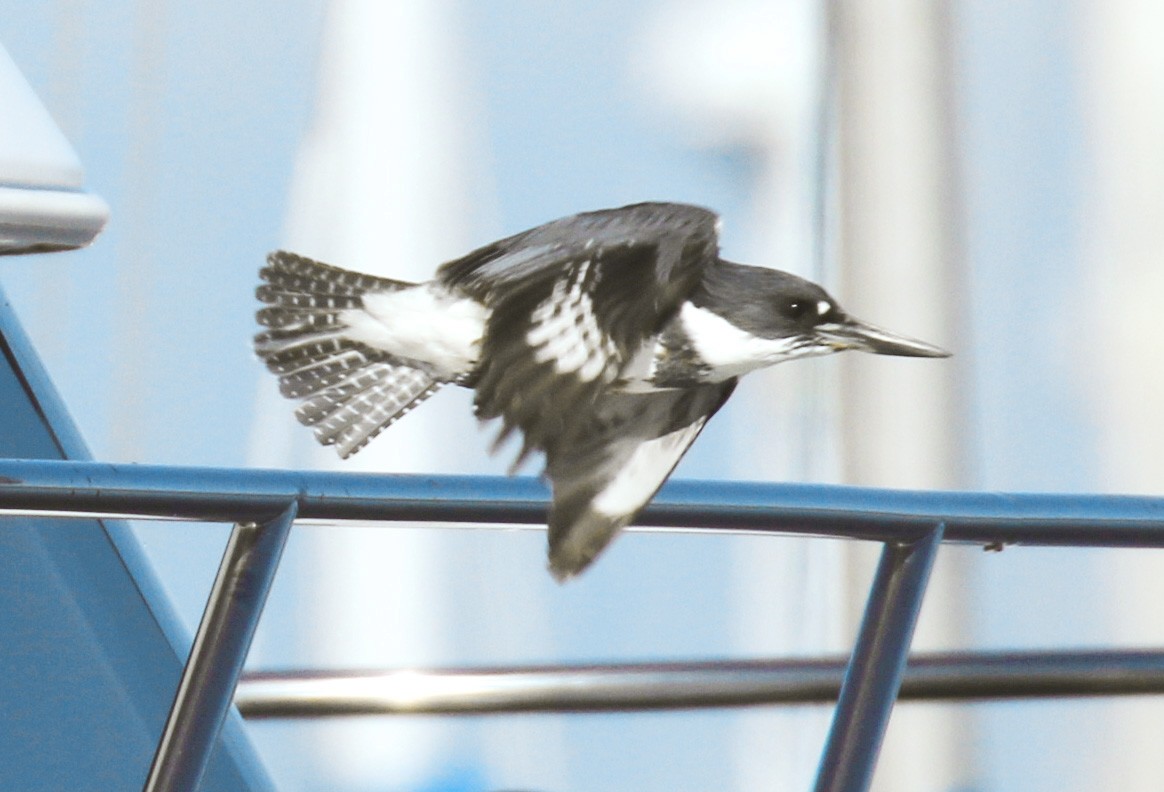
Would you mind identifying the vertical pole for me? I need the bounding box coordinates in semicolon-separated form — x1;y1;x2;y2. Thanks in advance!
144;501;298;792
813;524;944;792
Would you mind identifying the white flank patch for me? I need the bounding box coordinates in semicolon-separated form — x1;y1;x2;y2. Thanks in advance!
590;419;706;518
680;302;809;380
343;284;488;378
525;260;618;381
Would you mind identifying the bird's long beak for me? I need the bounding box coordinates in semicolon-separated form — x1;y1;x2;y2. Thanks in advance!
817;318;951;358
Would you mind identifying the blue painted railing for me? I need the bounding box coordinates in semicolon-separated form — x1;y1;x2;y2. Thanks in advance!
1;459;1163;791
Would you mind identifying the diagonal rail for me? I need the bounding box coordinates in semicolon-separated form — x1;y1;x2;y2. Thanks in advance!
1;458;1163;792
814;527;944;792
143;503;298;792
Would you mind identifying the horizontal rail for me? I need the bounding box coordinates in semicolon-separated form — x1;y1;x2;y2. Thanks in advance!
235;649;1164;717
2;457;1158;792
0;459;1163;547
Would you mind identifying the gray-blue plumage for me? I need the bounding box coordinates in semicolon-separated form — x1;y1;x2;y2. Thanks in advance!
255;202;948;579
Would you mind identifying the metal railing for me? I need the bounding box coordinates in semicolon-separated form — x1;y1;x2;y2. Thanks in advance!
2;458;1163;791
236;649;1164;717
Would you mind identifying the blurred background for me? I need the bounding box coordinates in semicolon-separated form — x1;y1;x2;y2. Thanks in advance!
3;0;1164;789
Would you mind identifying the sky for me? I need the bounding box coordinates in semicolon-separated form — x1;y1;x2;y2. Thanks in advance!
4;0;1164;790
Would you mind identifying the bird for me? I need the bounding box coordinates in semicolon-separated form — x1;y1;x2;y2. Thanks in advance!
254;202;949;580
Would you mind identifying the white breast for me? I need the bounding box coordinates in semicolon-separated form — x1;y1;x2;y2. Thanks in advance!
678;302;802;380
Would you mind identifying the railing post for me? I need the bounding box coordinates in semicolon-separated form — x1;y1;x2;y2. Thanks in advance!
813;524;945;792
143;501;298;792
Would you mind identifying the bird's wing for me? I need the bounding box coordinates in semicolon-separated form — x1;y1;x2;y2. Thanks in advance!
437;202;721;466
542;381;737;580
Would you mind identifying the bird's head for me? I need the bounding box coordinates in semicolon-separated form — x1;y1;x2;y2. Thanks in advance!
770;287;950;359
694;263;950;371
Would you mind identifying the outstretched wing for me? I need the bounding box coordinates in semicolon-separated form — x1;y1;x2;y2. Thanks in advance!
438;202;721;466
542;381;737;580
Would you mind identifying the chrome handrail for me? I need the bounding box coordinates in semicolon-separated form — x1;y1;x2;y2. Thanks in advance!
2;458;1162;792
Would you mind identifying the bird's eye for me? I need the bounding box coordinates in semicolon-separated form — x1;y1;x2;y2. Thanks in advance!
780;299;812;321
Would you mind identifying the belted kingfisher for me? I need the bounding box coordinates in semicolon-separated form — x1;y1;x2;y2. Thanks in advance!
255;202;948;580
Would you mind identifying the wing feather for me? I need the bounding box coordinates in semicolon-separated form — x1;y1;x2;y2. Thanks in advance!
543;381;736;580
440;203;722;473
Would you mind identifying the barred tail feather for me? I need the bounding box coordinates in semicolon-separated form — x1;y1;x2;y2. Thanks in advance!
299;363;440;457
256;250;414;333
255;250;438;457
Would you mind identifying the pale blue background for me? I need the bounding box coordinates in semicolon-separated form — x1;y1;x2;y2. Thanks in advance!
0;1;1142;791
